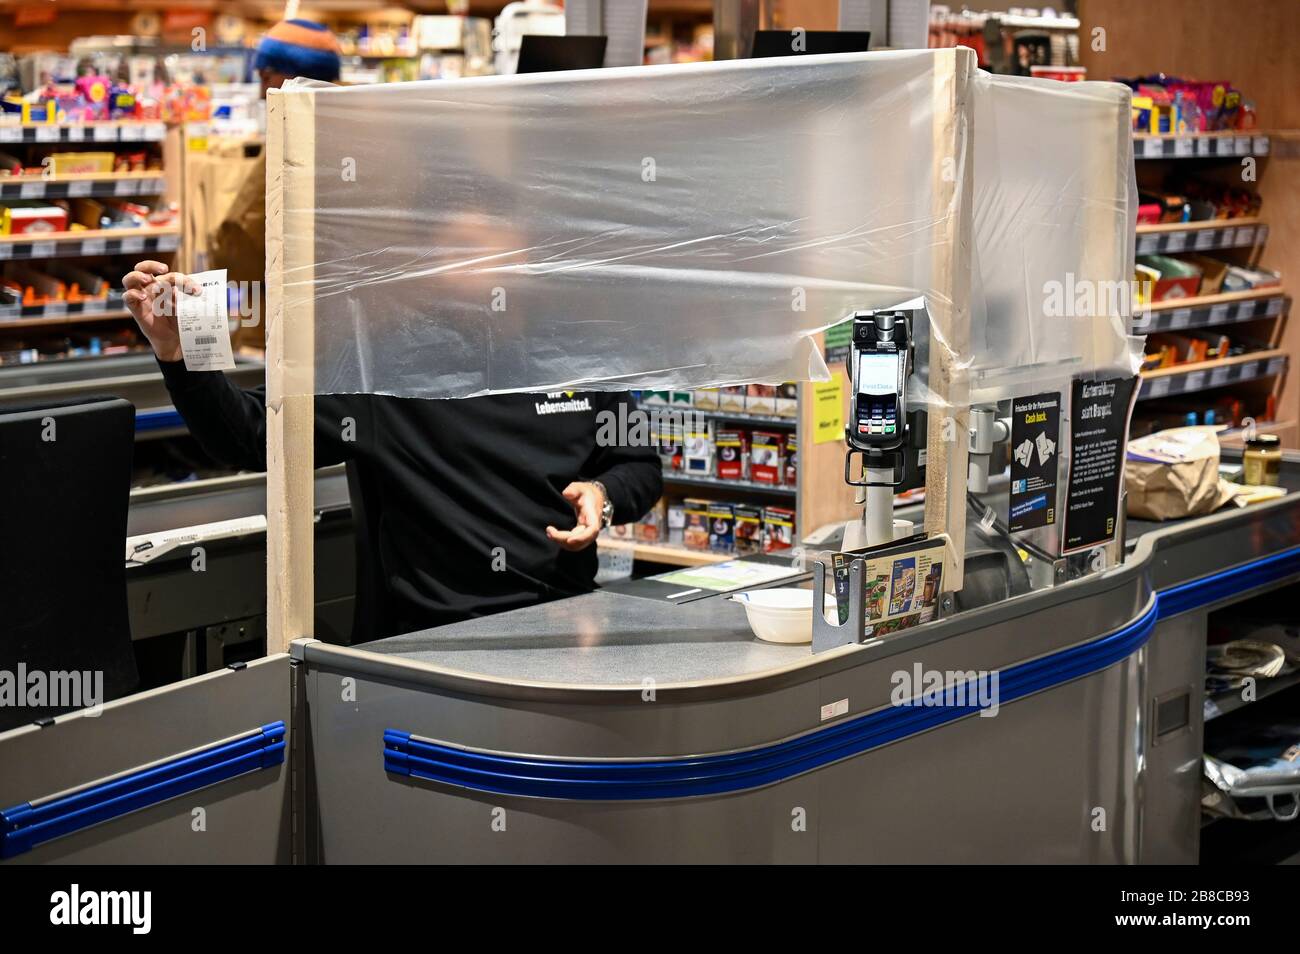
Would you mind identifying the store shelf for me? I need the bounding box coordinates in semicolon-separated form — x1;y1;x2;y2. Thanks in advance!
0;226;179;262
0;121;167;145
1204;667;1300;721
1219;420;1298;448
1134;131;1270;160
1135;218;1266;256
598;537;728;567
0;172;167;201
1139;288;1288;332
0;309;131;332
637;403;796;428
662;471;796;497
1138;349;1287;400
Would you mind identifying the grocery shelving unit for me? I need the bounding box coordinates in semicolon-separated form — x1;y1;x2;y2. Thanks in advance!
0;117;207;436
1133;129;1291;446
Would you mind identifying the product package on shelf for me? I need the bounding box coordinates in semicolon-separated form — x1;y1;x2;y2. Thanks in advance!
715;429;747;480
750;431;785;485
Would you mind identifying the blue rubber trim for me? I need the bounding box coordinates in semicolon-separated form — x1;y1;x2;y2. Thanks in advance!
1157;544;1300;620
134;409;185;433
384;604;1158;801
0;721;284;859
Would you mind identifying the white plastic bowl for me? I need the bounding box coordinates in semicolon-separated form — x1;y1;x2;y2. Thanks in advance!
730;588;836;644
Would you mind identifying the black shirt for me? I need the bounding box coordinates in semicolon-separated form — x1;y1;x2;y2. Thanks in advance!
158;361;662;635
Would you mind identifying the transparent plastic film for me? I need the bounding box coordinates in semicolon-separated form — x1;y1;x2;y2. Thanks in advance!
964;71;1142;406
275;50;956;398
271;48;1135;405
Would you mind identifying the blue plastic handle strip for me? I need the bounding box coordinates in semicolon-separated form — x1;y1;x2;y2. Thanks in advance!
0;721;284;859
384;604;1157;800
1157;544;1300;620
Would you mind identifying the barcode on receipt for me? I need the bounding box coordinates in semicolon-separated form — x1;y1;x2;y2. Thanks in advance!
194;335;219;345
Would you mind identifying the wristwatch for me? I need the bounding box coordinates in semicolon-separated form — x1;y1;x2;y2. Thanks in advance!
591;480;614;529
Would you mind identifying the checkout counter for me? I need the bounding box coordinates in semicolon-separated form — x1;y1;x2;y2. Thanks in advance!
3;451;1297;863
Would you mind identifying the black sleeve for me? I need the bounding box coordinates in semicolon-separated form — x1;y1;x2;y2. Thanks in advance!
157;359;366;471
583;392;663;525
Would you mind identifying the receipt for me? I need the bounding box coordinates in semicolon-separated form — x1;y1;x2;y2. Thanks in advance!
176;269;235;372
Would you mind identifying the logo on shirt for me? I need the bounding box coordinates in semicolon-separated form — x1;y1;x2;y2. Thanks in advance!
535;392;592;415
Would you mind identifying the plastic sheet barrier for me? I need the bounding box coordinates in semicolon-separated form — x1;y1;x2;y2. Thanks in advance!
271;48;1137;404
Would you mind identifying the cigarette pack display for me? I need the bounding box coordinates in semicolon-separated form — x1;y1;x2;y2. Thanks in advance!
693;388;720;411
734;504;764;555
654;420;683;472
763;506;796;553
784;434;798;487
641;390;670;405
606;522;635;540
745;384;777;416
635;498;667;543
683;498;712;551
683;422;714;475
750;431;784;485
670;391;694;407
718;387;748;413
715;429;747;480
708;502;735;553
667;502;687;545
775;383;799;418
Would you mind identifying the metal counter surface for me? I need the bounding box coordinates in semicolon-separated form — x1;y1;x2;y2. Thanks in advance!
350;455;1300;694
358;589;808;685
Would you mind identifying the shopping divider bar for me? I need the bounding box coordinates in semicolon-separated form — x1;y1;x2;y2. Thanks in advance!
0;721;285;859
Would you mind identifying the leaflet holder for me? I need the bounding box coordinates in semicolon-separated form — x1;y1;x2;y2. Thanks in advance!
810;558;867;654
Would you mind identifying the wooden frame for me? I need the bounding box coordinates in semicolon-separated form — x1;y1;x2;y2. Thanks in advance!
266;89;317;654
265;47;984;651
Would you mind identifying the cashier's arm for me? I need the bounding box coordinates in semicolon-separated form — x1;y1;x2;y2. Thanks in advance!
123;261;359;473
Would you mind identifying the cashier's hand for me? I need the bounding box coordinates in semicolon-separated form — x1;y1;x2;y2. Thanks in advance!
546;482;606;552
122;260;200;364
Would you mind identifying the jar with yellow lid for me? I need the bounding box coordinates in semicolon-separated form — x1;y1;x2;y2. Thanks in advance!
1242;433;1282;487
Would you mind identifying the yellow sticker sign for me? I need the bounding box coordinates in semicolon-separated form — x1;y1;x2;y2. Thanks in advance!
812;377;844;444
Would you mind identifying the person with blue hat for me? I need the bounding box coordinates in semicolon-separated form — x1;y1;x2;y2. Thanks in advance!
253;18;343;94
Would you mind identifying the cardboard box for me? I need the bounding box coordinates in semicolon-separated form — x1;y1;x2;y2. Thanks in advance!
1;204;68;235
1136;254;1202;302
1180;254;1228;296
48;151;116;175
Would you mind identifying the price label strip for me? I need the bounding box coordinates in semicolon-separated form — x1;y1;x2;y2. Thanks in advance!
177;269;236;372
